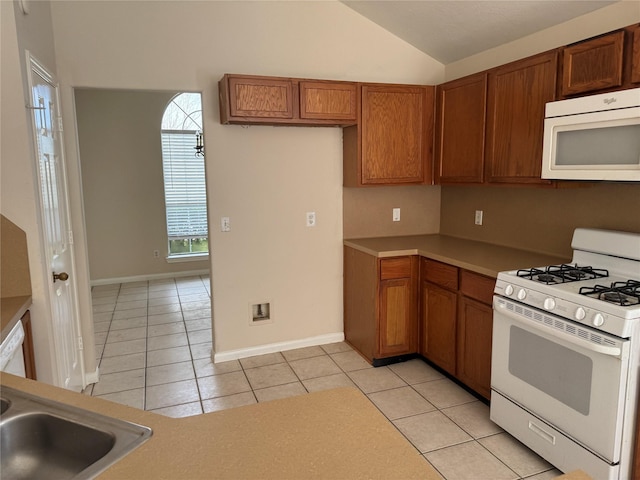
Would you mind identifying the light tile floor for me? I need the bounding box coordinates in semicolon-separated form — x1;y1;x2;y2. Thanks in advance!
87;276;562;480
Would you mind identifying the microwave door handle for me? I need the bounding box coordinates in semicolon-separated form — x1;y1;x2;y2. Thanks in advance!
495;304;622;357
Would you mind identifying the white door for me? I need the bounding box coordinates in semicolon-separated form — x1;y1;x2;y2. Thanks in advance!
27;53;85;390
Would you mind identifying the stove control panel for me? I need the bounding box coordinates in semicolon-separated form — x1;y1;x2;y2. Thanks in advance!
494;279;632;338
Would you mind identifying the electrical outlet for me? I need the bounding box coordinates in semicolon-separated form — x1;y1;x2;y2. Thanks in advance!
475;210;483;226
221;217;231;232
306;212;316;227
153;249;160;258
392;208;401;222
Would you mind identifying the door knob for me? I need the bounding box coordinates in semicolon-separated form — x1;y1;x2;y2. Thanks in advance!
53;272;69;282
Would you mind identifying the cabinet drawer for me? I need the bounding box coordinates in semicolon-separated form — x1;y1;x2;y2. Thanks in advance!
380;257;412;280
421;258;458;290
460;270;495;305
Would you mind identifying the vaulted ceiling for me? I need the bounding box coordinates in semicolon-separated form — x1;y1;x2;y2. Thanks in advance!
340;1;619;64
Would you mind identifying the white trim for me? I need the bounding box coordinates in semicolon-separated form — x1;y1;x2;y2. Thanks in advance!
213;332;345;363
84;367;99;386
90;269;209;286
166;253;209;264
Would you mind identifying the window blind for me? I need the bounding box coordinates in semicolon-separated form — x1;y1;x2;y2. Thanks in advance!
161;131;207;239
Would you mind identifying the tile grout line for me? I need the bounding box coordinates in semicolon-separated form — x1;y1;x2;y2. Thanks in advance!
88;280;557;479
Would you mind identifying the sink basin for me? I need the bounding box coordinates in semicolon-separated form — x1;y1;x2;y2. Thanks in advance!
0;386;152;479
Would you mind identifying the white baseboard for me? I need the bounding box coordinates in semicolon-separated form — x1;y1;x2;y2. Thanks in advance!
213;332;345;363
91;269;209;286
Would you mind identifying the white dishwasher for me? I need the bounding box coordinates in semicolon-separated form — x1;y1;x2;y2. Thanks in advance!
0;321;26;377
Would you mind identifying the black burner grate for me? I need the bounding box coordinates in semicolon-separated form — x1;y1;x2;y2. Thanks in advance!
579;281;640;307
517;264;609;285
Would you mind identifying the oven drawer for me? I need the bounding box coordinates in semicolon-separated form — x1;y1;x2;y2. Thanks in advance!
490;391;618;480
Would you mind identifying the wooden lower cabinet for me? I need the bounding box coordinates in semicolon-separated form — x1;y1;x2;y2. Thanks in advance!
456;296;492;399
419;258;495;399
379;275;417;357
344;247;417;364
344;248;495;398
21;310;37;380
420;280;457;375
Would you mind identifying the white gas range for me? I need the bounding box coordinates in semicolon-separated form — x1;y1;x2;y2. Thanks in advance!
490;228;640;480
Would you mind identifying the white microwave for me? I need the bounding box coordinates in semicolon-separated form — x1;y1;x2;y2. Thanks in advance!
541;87;640;181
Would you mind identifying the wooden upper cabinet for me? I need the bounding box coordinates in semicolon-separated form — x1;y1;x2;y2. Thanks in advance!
344;84;434;186
632;25;640;84
435;73;487;184
219;74;357;126
562;30;625;96
224;75;294;120
485;51;558;184
299;81;357;122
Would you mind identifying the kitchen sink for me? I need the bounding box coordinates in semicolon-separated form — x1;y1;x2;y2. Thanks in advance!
0;386;152;479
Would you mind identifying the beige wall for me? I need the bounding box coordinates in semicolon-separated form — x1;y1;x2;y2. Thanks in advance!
441;184;640;259
50;0;445;355
74;89;209;281
343;186;441;238
445;1;640;81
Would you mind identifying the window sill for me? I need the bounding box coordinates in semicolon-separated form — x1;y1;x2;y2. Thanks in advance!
166;253;209;264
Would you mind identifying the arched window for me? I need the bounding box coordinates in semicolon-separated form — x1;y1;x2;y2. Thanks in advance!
161;93;208;257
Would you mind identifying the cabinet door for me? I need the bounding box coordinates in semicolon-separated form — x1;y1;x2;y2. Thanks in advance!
420;281;457;375
299;81;357;122
224;75;294;121
379;277;417;357
632;25;640;85
485;51;557;184
436;73;487;184
360;85;433;185
561;31;625;96
378;256;417;358
457;296;493;399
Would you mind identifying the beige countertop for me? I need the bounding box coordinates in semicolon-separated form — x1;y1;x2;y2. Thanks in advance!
344;234;570;278
0;374;441;479
1;295;31;342
0;375;594;479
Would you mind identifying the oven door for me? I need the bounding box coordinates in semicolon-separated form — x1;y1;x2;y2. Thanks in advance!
491;296;630;463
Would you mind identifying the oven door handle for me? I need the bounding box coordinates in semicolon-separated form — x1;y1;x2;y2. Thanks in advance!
495;303;622;357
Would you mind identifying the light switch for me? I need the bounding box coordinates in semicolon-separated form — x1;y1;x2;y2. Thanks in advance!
393;208;401;222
